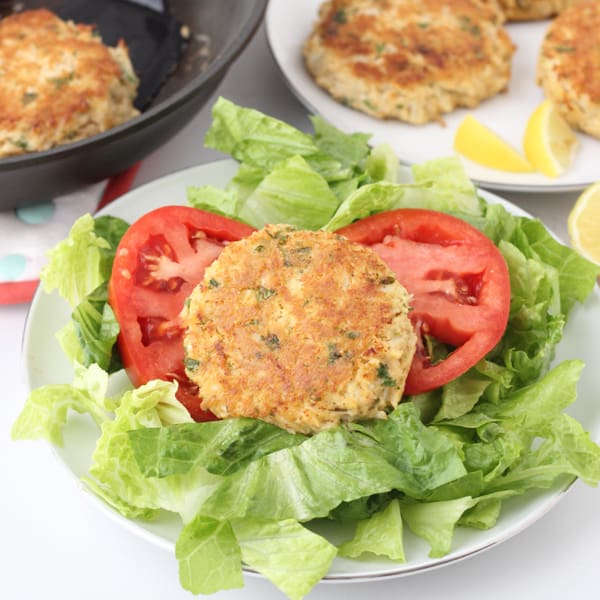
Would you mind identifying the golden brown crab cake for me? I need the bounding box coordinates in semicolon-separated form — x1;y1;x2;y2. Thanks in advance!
537;0;600;139
302;0;515;125
0;8;139;158
181;224;416;434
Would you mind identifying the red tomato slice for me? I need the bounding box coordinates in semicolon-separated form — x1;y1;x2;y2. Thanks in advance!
108;206;255;421
337;208;511;395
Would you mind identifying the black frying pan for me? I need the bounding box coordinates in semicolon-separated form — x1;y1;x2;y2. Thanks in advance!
0;0;267;209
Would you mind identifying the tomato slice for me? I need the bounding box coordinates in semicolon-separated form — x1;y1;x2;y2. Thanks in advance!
337;208;511;395
108;206;255;420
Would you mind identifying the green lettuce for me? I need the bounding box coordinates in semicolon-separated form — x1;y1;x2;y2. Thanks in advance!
40;214;129;370
191;97;483;230
41;214;112;308
177;515;337;600
11;362;113;446
338;498;405;561
82;379;218;522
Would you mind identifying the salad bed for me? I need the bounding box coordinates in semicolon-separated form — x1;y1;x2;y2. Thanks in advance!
12;98;600;600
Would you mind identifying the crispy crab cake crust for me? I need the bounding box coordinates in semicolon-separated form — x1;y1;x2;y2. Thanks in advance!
181;224;416;434
537;0;600;139
0;8;139;158
302;0;515;124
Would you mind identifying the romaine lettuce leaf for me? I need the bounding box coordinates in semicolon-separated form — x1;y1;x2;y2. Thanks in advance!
70;281;122;372
83;379;222;522
235;155;339;229
176;516;244;594
127;403;464;524
41;214;111;308
11;362;113;446
204;97;318;171
233;517;337;600
338;498;405;561
129;418;306;477
310;113;371;170
437;360;600;493
401;496;477;558
40;214;129;370
176;514;337;600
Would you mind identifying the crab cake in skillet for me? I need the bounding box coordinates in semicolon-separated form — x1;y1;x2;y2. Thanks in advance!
0;8;139;158
181;224;416;434
302;0;515;125
537;0;600;139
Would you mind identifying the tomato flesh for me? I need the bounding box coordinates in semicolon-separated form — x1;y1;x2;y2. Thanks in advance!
108;206;255;421
337;208;511;395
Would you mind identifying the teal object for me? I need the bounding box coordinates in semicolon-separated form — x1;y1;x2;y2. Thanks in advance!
15;201;55;225
0;254;26;282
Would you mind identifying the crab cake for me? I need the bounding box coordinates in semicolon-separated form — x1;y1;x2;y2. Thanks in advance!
537;0;600;139
181;224;416;434
0;8;139;158
302;0;515;125
494;0;576;21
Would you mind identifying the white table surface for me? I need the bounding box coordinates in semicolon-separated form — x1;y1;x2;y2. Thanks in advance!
2;21;599;600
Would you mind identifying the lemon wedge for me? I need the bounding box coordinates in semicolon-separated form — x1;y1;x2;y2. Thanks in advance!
523;100;579;178
568;181;600;265
454;115;534;173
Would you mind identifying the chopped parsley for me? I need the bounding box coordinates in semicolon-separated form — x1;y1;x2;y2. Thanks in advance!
327;343;344;364
11;138;29;151
459;16;480;36
363;98;377;111
333;8;347;24
184;357;200;372
261;333;280;351
380;276;396;285
21;92;37;105
377;362;397;387
554;45;575;53
49;72;75;89
256;286;276;301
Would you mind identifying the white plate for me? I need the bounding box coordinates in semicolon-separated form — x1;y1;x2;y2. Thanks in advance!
265;0;600;193
23;160;600;581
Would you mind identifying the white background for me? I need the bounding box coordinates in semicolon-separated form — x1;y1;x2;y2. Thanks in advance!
2;17;599;600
